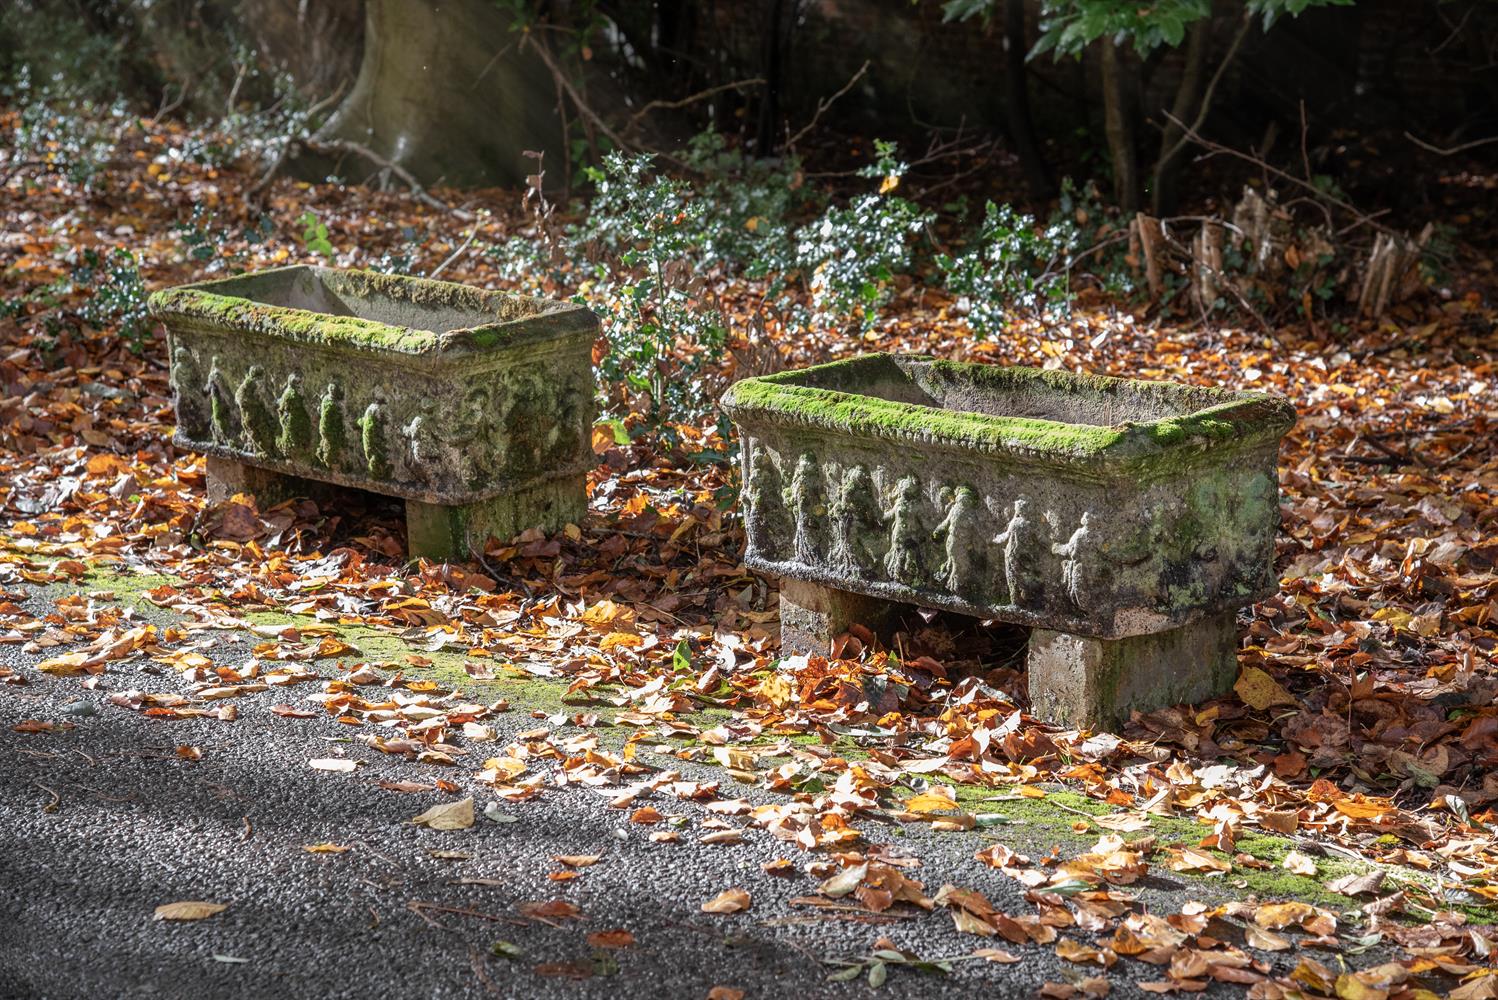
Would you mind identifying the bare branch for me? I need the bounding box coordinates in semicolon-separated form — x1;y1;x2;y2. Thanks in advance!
1404;130;1498;156
1155;12;1252;172
787;60;870;151
623;78;766;137
1162;110;1397;237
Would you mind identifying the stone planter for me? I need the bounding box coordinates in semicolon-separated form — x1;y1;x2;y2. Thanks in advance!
149;266;597;558
721;354;1296;729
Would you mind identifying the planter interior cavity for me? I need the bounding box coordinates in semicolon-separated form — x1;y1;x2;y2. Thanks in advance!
150;265;598;560
723;353;1297;730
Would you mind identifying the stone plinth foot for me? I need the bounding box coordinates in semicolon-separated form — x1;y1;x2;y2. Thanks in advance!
405;476;587;560
1026;611;1240;730
777;578;900;657
205;455;320;506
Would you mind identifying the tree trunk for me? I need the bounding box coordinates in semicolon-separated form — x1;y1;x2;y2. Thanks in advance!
303;0;564;190
1151;16;1210;216
1004;0;1053;198
1100;38;1140;213
756;0;796;155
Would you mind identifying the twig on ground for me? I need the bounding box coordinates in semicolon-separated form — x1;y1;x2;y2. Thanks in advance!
407;900;527;926
430;215;485;279
245;83;349;202
33;782;60;813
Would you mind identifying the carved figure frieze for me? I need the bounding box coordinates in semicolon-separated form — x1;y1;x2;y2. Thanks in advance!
276;373;313;458
236;366;276;456
204;357;237;446
992;498;1042;606
171;347;207;439
883;476;928;585
831;465;884;573
360;401;391;480
744;445;792;562
317;382;348;469
789;453;825;564
931;485;984;594
1050;512;1093;609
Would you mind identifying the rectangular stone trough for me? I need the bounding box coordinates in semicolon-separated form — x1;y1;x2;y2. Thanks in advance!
721;354;1297;729
148;265;598;559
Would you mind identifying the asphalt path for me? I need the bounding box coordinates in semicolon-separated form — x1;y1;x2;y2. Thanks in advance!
0;582;1336;1000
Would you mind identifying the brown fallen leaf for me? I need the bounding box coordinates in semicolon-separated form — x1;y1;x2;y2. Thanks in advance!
303;843;352;854
411;797;474;830
587;929;635;949
699;829;744;846
1328;871;1386;896
1055;937;1117;968
707;988;745;1000
552;854;603;868
517;899;583;925
701;888;751;914
154;901;228;921
1235;666;1296;710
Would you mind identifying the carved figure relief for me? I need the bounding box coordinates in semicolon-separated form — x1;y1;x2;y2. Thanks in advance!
236;366;276;456
883;476;928;584
1051;512;1093;609
745;446;792;561
789;453;825;564
403;414;437;482
170;347;207;439
360;401;391;479
447;383;502;487
831;465;884;573
932;485;984;594
503;372;545;471
275;373;312;458
203;357;237;446
316;383;347;469
992;498;1042;606
545;382;588;463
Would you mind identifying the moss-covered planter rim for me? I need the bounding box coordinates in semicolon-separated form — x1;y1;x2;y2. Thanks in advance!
722;354;1296;475
147;265;596;361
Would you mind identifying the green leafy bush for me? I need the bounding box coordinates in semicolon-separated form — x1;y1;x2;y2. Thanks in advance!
577;153;729;431
793;141;933;331
937;201;1077;337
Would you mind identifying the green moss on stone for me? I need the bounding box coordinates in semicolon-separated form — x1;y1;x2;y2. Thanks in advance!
722;354;1296;478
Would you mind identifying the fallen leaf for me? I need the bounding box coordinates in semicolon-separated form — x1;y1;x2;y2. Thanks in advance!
303;843;351;854
1235;666;1297;710
553;854;603;868
154;901;228;921
587;929;635;949
1282;850;1317;876
701;888;751;914
411;797;475;830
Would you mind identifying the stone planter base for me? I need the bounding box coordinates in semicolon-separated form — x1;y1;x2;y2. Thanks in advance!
1026;611;1238;729
778;578;900;656
776;579;1238;729
404;476;586;560
207;456;582;561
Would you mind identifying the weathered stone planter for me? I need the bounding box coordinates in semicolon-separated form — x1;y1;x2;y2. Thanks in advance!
149;266;597;559
721;354;1296;729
